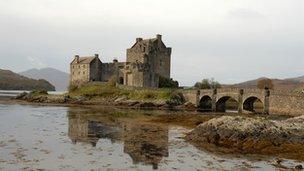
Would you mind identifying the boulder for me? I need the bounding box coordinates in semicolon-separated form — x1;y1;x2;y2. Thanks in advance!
186;115;304;160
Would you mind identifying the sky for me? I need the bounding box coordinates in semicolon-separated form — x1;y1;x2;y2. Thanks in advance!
0;0;303;86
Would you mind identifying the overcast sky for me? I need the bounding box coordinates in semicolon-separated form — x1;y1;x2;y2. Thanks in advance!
0;0;303;86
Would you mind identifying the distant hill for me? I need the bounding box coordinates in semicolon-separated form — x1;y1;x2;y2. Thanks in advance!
227;77;304;91
19;68;69;91
286;76;304;83
0;69;55;91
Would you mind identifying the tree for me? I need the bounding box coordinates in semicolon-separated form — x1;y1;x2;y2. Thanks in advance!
194;78;221;89
159;76;179;88
257;78;274;90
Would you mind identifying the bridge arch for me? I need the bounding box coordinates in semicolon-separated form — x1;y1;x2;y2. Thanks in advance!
243;96;264;113
199;95;212;111
216;96;238;112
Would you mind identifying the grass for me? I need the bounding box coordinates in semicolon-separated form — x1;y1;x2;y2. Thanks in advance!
68;83;184;103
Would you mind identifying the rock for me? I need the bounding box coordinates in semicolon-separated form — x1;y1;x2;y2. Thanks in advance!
295;165;303;170
136;102;156;108
159;103;173;109
15;92;28;99
276;158;283;164
114;97;126;102
186;115;304;159
182;102;197;110
124;100;139;106
72;96;86;104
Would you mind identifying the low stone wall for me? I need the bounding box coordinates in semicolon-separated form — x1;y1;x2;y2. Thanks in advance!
269;92;304;116
182;90;199;106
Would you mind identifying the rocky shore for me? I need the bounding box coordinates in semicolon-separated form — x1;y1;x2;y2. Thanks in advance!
186;115;304;161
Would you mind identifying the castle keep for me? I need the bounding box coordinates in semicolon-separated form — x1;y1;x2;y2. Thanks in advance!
70;34;171;88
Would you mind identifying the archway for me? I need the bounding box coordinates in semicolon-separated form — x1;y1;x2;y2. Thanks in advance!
199;95;212;111
243;96;263;113
216;96;238;113
119;77;124;84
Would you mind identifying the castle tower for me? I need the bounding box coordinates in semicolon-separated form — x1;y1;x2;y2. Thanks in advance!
124;34;172;87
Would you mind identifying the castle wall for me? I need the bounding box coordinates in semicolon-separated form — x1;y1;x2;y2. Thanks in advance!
89;58;102;82
126;49;145;63
70;63;90;84
101;62;125;82
155;49;171;79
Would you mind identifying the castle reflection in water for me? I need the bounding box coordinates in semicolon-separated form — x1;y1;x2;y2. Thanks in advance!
67;108;169;169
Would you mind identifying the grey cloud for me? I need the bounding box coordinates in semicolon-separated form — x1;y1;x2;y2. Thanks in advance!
0;0;303;86
228;8;265;19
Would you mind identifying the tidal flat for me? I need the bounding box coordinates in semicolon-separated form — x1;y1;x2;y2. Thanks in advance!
0;103;303;171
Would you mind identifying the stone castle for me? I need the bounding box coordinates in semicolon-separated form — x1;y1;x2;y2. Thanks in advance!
70;34;171;88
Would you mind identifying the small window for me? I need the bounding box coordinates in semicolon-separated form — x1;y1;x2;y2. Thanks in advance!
78;65;80;69
143;47;146;52
72;72;74;75
72;66;74;69
83;71;85;74
78;72;80;74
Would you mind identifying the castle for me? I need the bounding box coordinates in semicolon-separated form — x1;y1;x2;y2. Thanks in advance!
70;34;171;88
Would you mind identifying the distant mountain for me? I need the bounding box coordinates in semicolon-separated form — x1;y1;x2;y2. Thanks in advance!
0;69;55;91
286;75;304;83
19;68;69;91
227;77;304;91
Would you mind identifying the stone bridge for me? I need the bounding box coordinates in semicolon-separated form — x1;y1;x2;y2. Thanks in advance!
182;88;275;114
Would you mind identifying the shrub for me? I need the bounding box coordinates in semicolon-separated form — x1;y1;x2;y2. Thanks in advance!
107;76;117;87
68;83;78;92
194;78;221;89
159;76;179;88
166;91;185;105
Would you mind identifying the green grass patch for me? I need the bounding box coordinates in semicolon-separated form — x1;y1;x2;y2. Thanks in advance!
68;83;184;103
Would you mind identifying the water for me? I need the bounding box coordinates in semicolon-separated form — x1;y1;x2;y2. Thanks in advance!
0;90;66;99
0;103;303;171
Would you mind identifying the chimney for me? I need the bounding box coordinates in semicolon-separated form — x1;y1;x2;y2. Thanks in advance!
156;34;162;41
75;55;80;63
136;38;143;42
94;54;99;58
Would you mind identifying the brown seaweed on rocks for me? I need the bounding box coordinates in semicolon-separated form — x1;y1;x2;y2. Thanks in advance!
186;115;304;161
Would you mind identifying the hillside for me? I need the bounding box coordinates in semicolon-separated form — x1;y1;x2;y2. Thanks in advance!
227;77;304;91
19;68;69;91
0;69;55;91
287;76;304;83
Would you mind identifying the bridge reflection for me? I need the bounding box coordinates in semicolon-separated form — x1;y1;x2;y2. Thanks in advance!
67;108;168;169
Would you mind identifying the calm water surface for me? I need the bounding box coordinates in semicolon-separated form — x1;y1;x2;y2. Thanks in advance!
0;103;302;171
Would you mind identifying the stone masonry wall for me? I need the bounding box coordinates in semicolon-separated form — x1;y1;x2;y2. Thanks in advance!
70;63;90;84
269;92;304;116
101;62;125;82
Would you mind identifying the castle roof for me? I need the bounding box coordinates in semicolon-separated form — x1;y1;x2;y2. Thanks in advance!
71;56;98;65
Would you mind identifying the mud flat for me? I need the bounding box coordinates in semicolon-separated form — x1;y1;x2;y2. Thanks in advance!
186;115;304;161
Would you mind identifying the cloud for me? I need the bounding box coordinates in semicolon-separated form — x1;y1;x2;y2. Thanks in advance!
27;56;46;68
0;0;302;85
228;8;264;19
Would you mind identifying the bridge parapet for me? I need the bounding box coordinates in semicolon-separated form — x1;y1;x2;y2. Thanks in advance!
217;88;239;93
270;90;304;97
181;87;304;116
